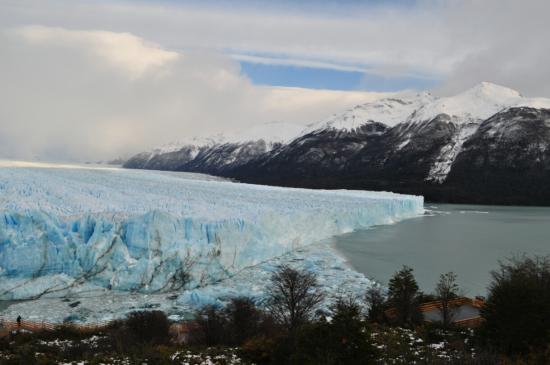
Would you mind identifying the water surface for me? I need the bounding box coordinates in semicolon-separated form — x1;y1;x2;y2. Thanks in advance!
331;204;550;296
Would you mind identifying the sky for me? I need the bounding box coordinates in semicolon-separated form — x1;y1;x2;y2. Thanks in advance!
0;0;549;161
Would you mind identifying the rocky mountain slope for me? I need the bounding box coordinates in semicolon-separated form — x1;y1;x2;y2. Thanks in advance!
124;121;304;175
124;83;550;205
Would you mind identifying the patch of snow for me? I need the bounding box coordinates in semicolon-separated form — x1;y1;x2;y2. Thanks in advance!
397;138;411;150
426;122;480;183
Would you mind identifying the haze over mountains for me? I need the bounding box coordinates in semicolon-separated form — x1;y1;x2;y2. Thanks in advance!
125;82;550;205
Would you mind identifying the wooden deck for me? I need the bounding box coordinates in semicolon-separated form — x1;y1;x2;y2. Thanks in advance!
385;297;485;328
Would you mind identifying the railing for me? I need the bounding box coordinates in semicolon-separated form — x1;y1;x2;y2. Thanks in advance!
0;318;114;335
454;316;484;328
384;297;485;328
418;297;484;312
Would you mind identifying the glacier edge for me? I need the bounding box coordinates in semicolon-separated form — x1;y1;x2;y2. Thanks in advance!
1;196;422;300
0;164;423;316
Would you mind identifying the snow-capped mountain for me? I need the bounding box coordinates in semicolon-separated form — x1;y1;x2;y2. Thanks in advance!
302;92;435;133
124;121;305;172
305;82;549;133
125;82;550;205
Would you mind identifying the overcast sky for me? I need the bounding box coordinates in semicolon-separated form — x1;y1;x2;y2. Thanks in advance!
1;0;549;161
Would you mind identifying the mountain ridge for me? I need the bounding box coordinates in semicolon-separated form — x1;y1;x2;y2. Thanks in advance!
124;83;550;205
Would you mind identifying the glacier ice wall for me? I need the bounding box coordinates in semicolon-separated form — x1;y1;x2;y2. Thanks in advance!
0;162;423;300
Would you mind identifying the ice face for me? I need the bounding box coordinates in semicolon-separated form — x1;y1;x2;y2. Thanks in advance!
0;243;382;323
0;161;423;300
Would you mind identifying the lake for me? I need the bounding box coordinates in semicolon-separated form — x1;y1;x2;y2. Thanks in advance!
331;204;550;296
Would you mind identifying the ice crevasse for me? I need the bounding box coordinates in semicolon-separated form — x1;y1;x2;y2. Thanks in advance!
0;163;424;300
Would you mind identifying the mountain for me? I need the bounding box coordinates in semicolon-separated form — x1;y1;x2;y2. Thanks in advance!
124;121;305;174
124;82;550;205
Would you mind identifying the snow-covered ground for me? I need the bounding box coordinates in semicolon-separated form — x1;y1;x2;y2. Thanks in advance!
0;161;423;322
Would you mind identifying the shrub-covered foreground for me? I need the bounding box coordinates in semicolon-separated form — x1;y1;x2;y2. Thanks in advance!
1;255;549;364
0;318;483;365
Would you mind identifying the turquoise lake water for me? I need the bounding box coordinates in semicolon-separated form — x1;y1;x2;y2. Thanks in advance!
331;204;550;296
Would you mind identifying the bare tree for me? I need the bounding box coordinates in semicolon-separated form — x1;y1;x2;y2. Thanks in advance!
435;272;459;327
267;265;324;332
365;286;386;323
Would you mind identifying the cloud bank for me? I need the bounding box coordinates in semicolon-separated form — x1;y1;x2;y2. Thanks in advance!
1;0;549;161
0;26;387;161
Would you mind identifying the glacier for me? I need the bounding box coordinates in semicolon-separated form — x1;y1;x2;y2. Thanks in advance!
0;161;423;321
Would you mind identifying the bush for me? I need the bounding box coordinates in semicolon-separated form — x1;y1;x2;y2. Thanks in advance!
191;305;228;346
225;297;263;346
240;335;278;364
478;255;550;356
190;297;277;348
124;310;171;345
365;286;386;323
292;296;377;365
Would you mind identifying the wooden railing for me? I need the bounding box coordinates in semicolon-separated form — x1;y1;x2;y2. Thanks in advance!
418;297;484;313
454;316;484;328
384;297;485;328
0;318;114;335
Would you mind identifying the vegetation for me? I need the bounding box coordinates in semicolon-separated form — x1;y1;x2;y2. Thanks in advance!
478;255;550;357
292;296;377;365
365;286;386;323
1;256;550;364
387;265;422;327
266;265;324;333
435;272;460;328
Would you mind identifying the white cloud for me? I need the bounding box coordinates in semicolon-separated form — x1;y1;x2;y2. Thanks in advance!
0;26;389;162
1;0;549;161
0;0;459;79
14;25;179;78
3;0;548;95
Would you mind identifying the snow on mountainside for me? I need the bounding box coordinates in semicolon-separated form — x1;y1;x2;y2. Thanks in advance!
418;83;550;182
152;121;305;155
152;134;226;155
303;92;435;133
410;82;550;124
140;82;550;158
124;121;306;172
122;82;550;205
287;82;550;185
306;82;550;134
233;121;306;145
305;82;550;184
410;82;521;124
128;82;550;163
0;161;423;307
